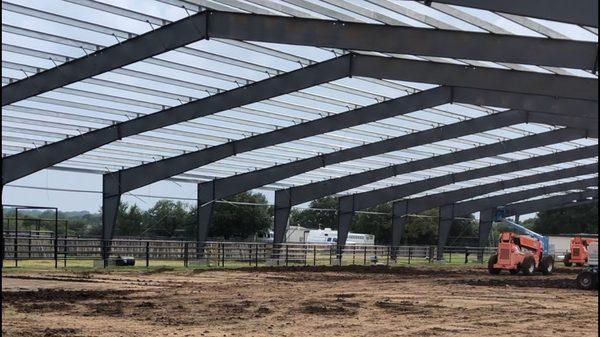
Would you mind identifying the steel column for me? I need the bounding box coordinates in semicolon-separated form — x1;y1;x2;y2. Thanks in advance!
391;200;409;259
196;180;215;259
337;196;355;259
273;189;292;246
478;208;495;248
101;173;120;262
437;205;454;260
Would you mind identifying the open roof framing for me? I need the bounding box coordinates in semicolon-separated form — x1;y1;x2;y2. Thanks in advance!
1;0;597;252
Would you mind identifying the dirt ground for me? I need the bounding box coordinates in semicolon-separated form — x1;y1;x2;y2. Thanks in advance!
2;265;598;337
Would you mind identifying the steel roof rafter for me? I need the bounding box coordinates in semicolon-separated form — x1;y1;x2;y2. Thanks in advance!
6;49;595;184
424;0;599;27
3;1;591;135
3;7;598;105
395;165;599;218
502;191;599;216
1;10;578;146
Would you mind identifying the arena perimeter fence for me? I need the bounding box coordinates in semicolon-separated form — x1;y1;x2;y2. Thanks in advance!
1;234;505;268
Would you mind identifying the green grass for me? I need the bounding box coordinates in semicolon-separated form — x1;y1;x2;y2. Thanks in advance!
2;253;488;274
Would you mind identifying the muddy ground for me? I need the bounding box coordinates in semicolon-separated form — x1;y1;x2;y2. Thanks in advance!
2;265;598;336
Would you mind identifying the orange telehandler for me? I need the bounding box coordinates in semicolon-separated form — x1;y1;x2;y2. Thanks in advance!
488;232;554;275
564;237;598;267
488;208;554;275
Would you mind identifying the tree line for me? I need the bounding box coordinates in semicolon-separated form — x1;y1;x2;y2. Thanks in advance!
3;193;597;244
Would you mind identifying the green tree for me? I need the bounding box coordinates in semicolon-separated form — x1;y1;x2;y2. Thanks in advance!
289;196;338;229
351;203;392;244
209;192;271;239
144;200;190;238
531;203;598;234
402;209;438;245
115;203;145;236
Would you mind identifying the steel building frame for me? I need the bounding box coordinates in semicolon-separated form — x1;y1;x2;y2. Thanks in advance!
199;123;592;253
332;145;597;251
391;165;597;254
1;1;598;262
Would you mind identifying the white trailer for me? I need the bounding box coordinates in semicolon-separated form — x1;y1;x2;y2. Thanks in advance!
305;228;375;245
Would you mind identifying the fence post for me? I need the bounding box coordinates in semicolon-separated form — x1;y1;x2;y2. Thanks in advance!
63;237;67;268
386;246;390;266
449;250;452;263
464;248;469;264
329;245;332;266
363;246;367;265
221;243;225;267
428;246;434;263
15;210;19;267
145;241;150;267
184;242;189;268
313;245;316;266
352;245;356;265
255;244;259;267
304;246;307;267
249;246;252;266
408;247;412;265
54;235;58;269
285;245;289;267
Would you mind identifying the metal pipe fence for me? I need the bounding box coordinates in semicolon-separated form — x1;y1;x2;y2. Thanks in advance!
2;235;499;268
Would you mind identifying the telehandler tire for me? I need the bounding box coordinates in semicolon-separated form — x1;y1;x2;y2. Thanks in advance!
540;255;554;275
520;256;536;276
576;271;596;290
563;253;572;267
487;254;501;275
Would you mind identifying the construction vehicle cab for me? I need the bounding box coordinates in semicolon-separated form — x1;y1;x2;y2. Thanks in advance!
564;236;598;267
487;207;554;275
